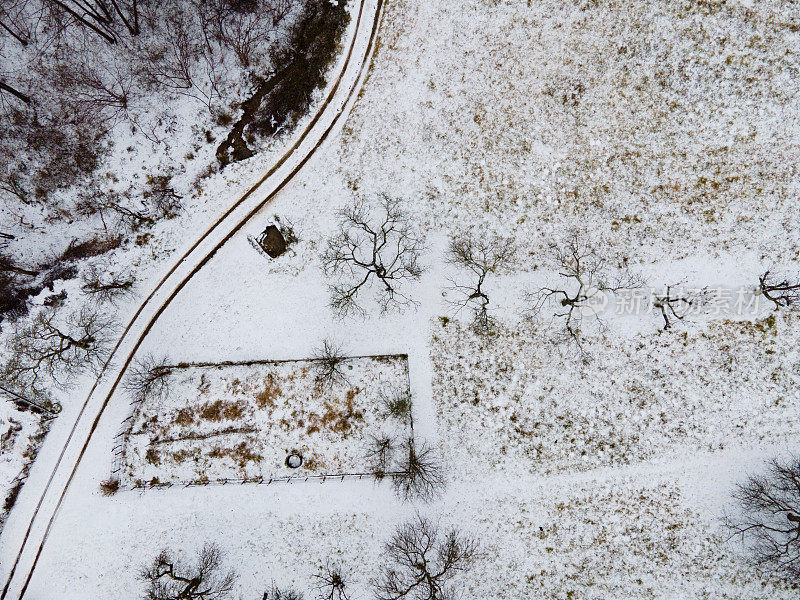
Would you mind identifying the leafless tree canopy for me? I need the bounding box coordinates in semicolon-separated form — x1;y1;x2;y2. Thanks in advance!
0;305;115;399
263;585;304;600
726;457;800;581
393;437;445;502
759;271;800;310
123;353;171;403
140;542;236;600
321;196;426;316
376;516;478;600
313;562;350;600
527;232;640;347
312;338;346;387
446;233;514;332
81;263;134;303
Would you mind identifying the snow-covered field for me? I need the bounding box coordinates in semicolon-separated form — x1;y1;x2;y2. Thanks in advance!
3;0;800;598
432;312;800;478
120;356;411;486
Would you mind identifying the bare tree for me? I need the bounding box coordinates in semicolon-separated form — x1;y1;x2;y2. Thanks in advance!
53;55;133;122
140;542;236;600
81;263;134;303
652;284;698;331
79;185;181;231
202;0;288;71
366;434;395;479
313;562;350;600
393;437;444;502
263;585;303;600
123;353;171;403
527;232;640;348
321;196;425;316
312;338;346;386
446;233;514;332
376;516;478;600
759;271;800;310
726;456;800;581
141;6;224;110
0;305;115;399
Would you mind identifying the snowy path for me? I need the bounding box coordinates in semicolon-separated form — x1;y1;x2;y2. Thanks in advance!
0;0;384;596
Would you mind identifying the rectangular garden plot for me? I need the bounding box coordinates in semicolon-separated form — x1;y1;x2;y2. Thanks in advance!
120;355;412;487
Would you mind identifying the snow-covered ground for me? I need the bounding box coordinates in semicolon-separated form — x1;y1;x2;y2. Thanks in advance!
0;400;46;532
2;0;800;598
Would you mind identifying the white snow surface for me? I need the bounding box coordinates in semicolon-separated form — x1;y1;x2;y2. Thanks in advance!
2;0;800;598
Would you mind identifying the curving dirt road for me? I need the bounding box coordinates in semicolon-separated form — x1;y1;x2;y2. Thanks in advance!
0;0;383;596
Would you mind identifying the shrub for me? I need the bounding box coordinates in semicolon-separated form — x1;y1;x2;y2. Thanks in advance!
99;477;120;496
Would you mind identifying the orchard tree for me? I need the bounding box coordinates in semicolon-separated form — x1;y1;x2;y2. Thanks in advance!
313;562;349;600
651;284;704;331
140;542;236;600
393;438;444;502
727;456;800;581
445;233;515;332
122;353;171;403
759;271;800;310
527;232;640;349
322;196;425;316
312;338;347;386
376;516;478;600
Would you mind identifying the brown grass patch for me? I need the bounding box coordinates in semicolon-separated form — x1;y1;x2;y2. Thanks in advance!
171;448;199;464
173;408;195;427
305;388;364;435
145;446;161;465
199;399;247;422
208;442;262;468
255;374;282;409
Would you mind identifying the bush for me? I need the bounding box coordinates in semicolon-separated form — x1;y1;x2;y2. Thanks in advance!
99;477;120;496
383;389;412;421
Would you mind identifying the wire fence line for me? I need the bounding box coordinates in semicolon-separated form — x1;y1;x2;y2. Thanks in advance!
123;470;407;492
161;353;410;372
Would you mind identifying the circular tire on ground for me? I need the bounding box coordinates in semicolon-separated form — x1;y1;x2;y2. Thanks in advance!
285;452;303;469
